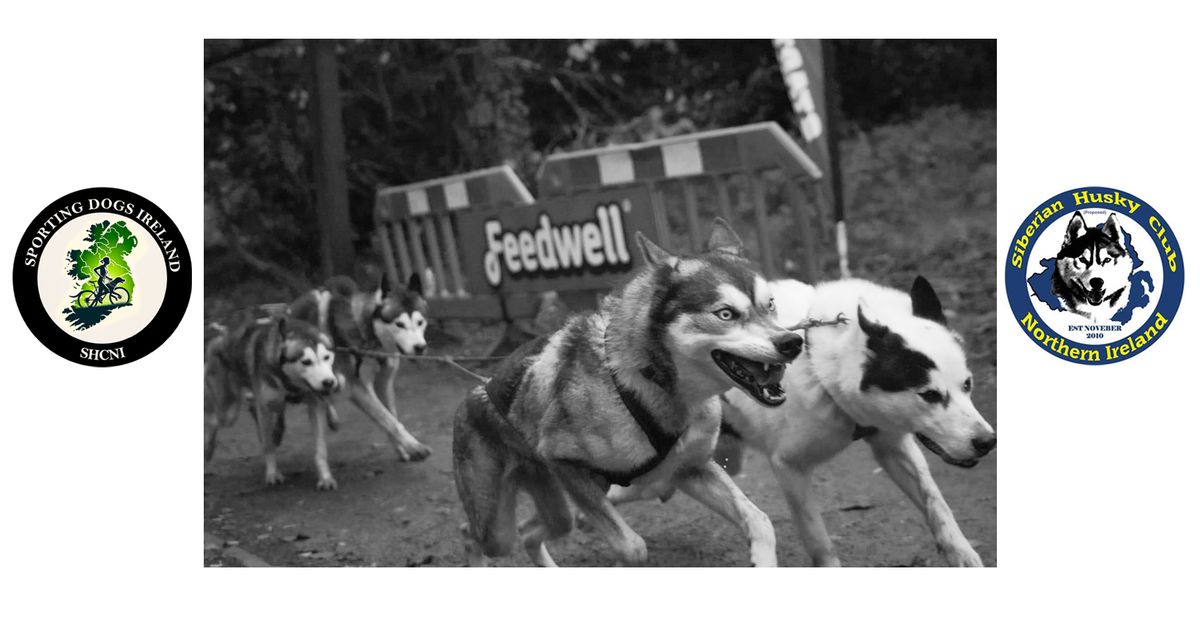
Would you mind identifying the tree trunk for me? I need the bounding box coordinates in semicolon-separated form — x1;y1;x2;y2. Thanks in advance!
306;39;355;278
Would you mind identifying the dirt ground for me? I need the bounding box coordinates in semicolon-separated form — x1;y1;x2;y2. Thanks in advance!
203;359;996;568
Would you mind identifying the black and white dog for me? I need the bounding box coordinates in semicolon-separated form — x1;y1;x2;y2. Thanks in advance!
610;276;997;566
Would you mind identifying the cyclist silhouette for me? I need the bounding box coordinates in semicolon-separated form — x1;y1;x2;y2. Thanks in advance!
94;256;112;286
74;256;129;308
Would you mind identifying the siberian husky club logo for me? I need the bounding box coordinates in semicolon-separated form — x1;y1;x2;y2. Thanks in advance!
1006;187;1184;364
13;188;191;366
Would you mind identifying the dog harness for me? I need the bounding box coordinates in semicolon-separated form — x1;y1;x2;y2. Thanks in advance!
602;369;683;486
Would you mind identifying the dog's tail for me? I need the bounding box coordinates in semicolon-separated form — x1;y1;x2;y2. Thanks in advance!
323;275;359;298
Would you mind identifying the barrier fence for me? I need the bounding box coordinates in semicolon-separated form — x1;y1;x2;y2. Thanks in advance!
374;122;827;322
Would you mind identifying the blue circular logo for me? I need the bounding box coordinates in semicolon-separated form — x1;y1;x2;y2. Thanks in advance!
1005;187;1184;364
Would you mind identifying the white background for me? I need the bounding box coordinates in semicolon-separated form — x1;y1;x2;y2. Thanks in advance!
1;1;1196;626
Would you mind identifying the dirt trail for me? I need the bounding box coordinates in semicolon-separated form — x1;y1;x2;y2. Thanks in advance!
204;360;996;567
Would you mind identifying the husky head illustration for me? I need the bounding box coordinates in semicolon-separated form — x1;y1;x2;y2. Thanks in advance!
1054;211;1133;316
610;219;804;407
371;273;430;356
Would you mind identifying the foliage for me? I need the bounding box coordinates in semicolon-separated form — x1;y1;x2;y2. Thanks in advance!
204;39;996;294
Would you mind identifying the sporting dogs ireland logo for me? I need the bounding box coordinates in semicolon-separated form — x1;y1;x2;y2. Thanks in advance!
1006;187;1184;364
14;188;191;366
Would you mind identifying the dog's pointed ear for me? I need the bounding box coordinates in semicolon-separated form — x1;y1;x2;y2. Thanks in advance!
377;274;392;299
277;314;290;337
407;272;423;295
1064;211;1087;244
857;304;890;339
1102;213;1123;241
372;279;385;305
706;218;744;256
910;275;947;324
635;231;677;267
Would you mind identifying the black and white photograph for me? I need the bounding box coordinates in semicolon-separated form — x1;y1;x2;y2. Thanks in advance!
203;39;997;567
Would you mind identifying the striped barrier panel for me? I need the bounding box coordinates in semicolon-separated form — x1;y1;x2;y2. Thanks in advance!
374;165;533;304
536;122;825;280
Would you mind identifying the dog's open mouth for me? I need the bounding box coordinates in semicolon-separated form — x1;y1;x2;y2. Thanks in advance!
1074;281;1109;306
711;350;787;407
915;433;979;468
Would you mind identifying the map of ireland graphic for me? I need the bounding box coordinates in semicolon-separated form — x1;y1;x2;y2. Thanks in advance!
1027;220;1154;324
63;220;137;330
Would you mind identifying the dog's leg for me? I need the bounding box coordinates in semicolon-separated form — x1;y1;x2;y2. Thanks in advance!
606;483;675;505
768;456;841;566
460;523;489;567
554;465;647;565
866;431;983;567
373;356;400;418
516;469;573;567
346;380;431;462
254;396;286;486
204;374;242;462
204;413;220;463
675;460;777;567
308;402;337;491
454;392;519;565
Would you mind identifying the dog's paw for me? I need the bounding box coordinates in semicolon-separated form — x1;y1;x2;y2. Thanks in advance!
942;546;984;567
616;535;648;565
264;469;286;486
395;440;432;462
316;475;338;491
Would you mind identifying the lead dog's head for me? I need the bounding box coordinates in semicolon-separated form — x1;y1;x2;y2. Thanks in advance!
617;219;804;407
277;316;340;395
854;277;996;467
371;273;430;356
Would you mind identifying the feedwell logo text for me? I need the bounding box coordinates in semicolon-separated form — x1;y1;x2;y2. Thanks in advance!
483;200;633;287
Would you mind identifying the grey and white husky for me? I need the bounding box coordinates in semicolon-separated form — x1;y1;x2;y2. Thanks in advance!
452;219;807;567
204;311;342;488
610;276;997;566
287;274;434;475
1052;211;1133;320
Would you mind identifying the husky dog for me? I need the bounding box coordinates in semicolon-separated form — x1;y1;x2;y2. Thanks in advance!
452;219;806;567
1052;211;1132;320
287;274;433;467
204;312;343;489
611;276;997;566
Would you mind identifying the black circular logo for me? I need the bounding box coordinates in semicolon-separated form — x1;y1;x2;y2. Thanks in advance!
13;187;191;366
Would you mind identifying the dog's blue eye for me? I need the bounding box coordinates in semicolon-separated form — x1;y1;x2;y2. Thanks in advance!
301;358;314;366
963;378;972;393
395;321;407;328
918;390;943;404
714;308;738;321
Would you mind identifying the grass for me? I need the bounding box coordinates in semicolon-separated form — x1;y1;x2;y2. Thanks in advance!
839;106;997;373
